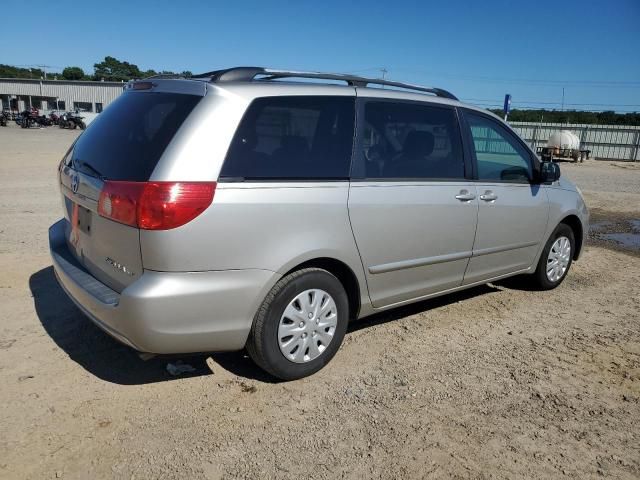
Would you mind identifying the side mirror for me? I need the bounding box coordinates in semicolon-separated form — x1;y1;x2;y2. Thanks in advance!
539;162;561;183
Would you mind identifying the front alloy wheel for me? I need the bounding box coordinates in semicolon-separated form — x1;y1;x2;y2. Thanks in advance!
546;236;571;282
530;223;575;290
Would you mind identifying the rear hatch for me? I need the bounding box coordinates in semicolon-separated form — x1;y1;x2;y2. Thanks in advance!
58;86;203;292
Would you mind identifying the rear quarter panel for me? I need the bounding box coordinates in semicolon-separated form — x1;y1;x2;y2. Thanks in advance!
140;182;370;302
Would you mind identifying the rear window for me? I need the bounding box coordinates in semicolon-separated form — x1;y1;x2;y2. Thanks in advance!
220;96;355;180
68;92;201;181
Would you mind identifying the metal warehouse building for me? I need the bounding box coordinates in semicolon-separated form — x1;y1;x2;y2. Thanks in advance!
0;78;124;113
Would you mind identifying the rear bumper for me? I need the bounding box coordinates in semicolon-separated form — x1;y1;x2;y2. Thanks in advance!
49;219;279;353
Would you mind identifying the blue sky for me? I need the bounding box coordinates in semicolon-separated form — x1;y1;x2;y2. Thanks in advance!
6;0;640;112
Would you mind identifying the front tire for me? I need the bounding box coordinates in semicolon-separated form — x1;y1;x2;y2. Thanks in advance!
530;223;575;290
246;268;349;380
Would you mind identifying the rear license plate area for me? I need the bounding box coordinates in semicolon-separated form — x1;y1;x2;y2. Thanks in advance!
77;205;92;234
70;201;92;235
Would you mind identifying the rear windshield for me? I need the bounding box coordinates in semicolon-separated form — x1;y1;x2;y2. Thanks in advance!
68;92;201;181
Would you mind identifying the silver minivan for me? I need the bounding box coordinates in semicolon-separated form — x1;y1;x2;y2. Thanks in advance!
49;67;589;379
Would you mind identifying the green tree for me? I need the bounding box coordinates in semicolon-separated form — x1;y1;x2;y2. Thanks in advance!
62;66;85;80
93;56;142;81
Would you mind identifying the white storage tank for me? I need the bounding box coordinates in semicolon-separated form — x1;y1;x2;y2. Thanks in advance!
547;130;580;150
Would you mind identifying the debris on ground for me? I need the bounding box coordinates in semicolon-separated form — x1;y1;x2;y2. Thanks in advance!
166;361;196;376
240;382;258;393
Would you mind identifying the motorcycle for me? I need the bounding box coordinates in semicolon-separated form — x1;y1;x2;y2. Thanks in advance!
35;115;52;127
17;110;35;128
15;109;52;128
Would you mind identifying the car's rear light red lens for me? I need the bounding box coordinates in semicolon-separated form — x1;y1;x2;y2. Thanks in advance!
98;181;215;230
138;182;216;230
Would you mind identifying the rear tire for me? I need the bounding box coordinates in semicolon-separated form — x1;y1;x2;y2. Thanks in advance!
246;268;349;380
529;223;575;290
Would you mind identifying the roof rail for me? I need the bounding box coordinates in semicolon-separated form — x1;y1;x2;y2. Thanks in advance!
191;67;458;100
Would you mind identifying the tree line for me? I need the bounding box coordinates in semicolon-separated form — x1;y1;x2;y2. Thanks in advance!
490;108;639;126
0;56;192;82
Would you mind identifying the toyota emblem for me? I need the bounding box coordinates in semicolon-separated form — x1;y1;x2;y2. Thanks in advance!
71;174;79;193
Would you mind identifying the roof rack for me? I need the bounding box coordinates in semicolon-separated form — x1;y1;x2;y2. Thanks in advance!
191;67;458;100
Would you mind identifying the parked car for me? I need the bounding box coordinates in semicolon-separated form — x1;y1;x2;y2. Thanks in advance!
49;67;589;380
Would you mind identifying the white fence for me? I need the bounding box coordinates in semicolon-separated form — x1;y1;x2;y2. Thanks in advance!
510;122;640;161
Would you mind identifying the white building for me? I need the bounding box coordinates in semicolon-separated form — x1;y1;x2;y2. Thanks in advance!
0;78;125;113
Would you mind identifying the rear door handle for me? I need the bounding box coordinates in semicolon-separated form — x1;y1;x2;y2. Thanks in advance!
455;190;476;202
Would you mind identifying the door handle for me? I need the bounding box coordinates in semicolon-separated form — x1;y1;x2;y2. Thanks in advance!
479;190;498;202
455;190;476;202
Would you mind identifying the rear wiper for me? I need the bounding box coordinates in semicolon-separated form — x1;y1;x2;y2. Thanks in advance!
77;162;106;180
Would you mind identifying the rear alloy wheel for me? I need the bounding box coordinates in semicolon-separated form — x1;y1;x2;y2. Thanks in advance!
530;223;575;290
277;289;338;363
247;268;349;380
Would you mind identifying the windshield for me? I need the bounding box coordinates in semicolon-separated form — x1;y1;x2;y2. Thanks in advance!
68;91;201;181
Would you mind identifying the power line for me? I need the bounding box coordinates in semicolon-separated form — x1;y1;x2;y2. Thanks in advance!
352;66;640;88
390;68;640;88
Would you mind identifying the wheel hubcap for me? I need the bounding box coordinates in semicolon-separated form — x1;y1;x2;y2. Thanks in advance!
546;236;571;282
278;289;338;363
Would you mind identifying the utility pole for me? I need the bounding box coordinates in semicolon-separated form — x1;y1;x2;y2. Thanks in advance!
36;64;53;80
561;87;565;111
380;67;388;88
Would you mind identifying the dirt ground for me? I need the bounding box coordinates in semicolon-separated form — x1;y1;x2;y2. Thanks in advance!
1;124;639;480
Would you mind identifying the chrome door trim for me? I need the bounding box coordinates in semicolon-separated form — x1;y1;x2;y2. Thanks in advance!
368;250;472;274
365;266;532;314
472;240;538;258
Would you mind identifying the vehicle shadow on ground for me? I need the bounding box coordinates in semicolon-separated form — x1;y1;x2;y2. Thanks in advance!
30;266;501;385
29;266;216;385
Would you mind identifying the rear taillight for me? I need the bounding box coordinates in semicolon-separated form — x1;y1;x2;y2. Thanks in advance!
98;181;216;230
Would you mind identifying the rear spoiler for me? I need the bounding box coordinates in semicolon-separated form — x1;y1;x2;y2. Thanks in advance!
124;79;207;96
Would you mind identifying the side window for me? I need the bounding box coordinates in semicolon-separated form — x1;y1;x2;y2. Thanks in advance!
360;101;464;179
465;112;532;183
220;96;355;180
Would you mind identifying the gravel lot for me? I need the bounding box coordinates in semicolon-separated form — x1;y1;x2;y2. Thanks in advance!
1;125;639;479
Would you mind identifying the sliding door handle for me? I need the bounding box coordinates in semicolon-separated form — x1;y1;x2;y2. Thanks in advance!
480;190;498;202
